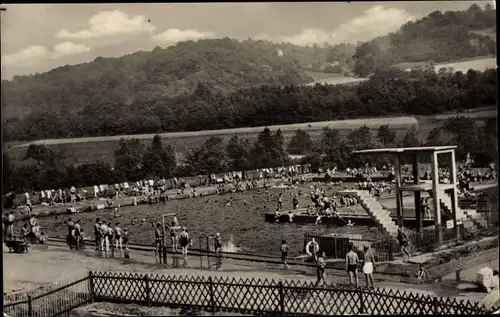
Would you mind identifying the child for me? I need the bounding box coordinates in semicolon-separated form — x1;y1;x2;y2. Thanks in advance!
39;232;47;244
281;240;290;269
416;264;429;283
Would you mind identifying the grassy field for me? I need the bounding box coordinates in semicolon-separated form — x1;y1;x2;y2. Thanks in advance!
4;107;496;167
394;56;496;73
6;116;417;167
304;71;367;86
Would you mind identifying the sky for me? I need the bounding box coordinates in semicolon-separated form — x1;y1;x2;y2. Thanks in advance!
0;1;493;79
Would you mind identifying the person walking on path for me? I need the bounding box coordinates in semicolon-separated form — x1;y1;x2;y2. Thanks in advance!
346;244;359;289
397;227;411;261
281;240;290;269
314;251;329;287
362;245;375;289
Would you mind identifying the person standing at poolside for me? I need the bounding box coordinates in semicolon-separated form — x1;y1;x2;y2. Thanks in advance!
107;222;115;256
346;244;359;289
362;245;375;289
179;227;190;260
114;222;123;253
123;228;130;259
74;219;82;250
154;224;163;262
281;240;290;269
213;232;223;271
94;218;101;251
100;221;109;254
314;251;328;287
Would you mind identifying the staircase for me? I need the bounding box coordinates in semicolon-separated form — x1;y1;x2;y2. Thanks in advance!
339;190;399;237
437;190;464;220
438;190;488;231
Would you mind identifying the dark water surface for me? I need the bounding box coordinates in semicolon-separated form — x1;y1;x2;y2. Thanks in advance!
37;186;377;257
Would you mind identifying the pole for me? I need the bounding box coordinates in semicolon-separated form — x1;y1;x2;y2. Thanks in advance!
394;155;403;228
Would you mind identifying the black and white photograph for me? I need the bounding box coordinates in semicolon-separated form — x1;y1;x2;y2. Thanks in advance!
2;2;498;316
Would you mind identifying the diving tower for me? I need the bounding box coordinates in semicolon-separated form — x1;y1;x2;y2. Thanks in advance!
352;146;461;245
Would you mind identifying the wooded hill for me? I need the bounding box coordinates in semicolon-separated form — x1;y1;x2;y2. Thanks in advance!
1;4;496;140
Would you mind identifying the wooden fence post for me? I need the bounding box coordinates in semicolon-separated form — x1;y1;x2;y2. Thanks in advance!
278;281;285;314
88;271;95;302
27;295;33;317
359;288;365;314
433;297;439;314
209;276;216;313
144;274;152;307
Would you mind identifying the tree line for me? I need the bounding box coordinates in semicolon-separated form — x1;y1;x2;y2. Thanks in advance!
3;67;496;142
3;117;495;194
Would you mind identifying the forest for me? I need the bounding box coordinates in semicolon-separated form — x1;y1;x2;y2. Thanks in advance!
3;67;496;142
1;3;496;135
3;115;496;194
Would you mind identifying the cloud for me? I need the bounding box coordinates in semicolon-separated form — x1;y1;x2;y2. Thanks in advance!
51;42;91;59
56;10;155;40
275;6;415;46
152;28;215;46
3;42;91;67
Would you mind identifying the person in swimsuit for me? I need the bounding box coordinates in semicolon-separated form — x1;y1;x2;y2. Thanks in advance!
315;251;328;287
154;224;163;258
214;232;223;271
281;240;290;269
292;195;299;210
363;245;375;289
114;222;122;253
170;221;179;253
74;220;81;250
94;218;101;251
179;227;190;259
346;244;359;288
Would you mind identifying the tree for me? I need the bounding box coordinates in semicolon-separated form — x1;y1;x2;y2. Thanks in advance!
425;127;451;146
347;125;375;150
24;144;56;167
250;128;289;168
3;153;15;193
142;135;177;178
114;138;145;181
288;129;314;155
226;135;249;171
399;126;421;147
184;136;228;175
320;128;351;168
377;125;397;146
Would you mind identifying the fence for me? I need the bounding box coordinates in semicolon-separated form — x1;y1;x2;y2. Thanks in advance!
4;271;497;316
304;223;465;263
3;275;92;317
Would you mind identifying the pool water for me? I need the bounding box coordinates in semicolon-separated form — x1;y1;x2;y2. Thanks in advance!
36;186;378;257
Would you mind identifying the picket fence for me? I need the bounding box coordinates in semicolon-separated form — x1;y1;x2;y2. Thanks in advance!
4;271;497;317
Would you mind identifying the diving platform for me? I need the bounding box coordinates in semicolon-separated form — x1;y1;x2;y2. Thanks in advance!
353;145;462;244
